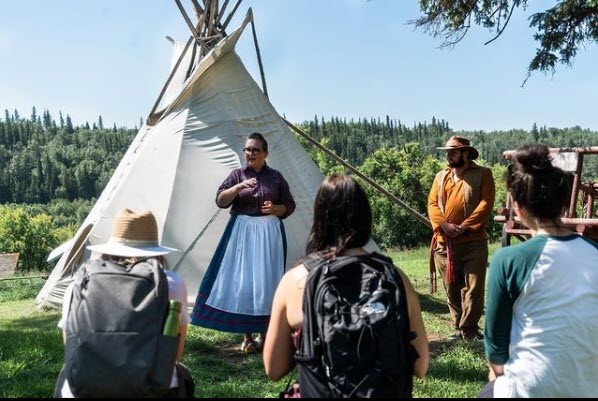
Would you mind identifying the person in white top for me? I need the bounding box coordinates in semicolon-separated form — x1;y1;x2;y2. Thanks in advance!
480;144;598;398
53;209;194;398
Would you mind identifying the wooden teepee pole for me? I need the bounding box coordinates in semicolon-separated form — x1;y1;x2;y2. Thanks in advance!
283;118;432;229
216;0;230;27
249;10;268;99
147;36;194;125
221;0;243;30
174;0;210;53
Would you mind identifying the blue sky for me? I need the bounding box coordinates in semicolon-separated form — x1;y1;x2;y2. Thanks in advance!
1;0;597;132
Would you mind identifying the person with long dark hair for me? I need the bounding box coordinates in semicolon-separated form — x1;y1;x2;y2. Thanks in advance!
479;144;598;398
263;174;428;396
190;132;296;354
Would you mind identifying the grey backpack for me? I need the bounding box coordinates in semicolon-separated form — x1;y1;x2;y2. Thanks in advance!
64;258;178;398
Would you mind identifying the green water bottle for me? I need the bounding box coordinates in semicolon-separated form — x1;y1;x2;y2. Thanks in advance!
163;300;182;337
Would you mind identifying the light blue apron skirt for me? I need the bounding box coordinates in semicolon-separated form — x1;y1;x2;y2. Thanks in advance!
190;214;287;333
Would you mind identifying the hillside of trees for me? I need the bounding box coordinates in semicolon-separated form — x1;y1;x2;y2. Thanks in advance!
1;107;597;272
0;108;136;204
302;115;598;180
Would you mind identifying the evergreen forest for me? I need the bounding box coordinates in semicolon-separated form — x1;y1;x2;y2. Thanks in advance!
1;107;597;272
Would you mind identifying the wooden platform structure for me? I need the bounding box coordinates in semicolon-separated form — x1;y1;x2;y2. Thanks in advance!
495;147;598;246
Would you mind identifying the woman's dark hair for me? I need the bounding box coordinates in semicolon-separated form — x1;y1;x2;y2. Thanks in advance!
248;132;268;152
306;174;372;255
507;143;572;220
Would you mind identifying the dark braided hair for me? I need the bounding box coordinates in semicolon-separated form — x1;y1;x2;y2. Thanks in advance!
506;144;572;221
306;174;372;256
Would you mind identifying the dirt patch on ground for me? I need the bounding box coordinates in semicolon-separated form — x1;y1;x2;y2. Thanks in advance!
210;341;262;362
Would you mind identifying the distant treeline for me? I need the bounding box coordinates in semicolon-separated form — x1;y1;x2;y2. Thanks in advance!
0;107;136;205
1;107;597;271
1;108;596;207
302;115;598;179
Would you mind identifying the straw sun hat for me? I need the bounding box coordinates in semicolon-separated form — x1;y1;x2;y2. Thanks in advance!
87;209;177;257
437;135;479;160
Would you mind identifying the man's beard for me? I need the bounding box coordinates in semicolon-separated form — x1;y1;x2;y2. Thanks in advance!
448;155;465;168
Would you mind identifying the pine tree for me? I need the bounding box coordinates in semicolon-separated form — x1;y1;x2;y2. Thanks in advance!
531;122;539;142
65;115;74;135
42;109;52;130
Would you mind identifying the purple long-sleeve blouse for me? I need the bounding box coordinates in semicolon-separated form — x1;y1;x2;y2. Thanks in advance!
216;164;296;219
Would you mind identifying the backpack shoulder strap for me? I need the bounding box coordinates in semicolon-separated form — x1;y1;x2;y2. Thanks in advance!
129;258;169;309
304;251;395;274
302;252;329;273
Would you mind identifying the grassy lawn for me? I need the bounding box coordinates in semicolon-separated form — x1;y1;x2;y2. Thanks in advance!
0;243;501;398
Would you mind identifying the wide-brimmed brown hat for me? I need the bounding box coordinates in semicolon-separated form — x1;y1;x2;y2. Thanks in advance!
437;135;479;160
87;209;177;257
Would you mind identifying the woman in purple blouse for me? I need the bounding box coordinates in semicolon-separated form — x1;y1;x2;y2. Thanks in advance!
190;132;296;354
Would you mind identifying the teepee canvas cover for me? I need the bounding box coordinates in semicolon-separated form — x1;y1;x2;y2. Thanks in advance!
36;6;325;309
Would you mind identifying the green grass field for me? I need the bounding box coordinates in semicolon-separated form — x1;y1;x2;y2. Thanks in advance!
0;244;500;398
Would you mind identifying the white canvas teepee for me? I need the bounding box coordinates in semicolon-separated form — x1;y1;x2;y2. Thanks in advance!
36;5;328;309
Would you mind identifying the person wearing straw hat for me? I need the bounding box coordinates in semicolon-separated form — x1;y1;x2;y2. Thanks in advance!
54;209;194;398
190;132;296;354
427;135;495;341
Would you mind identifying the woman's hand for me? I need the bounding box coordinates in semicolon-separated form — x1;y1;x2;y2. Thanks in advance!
216;178;257;208
239;178;258;190
262;200;278;215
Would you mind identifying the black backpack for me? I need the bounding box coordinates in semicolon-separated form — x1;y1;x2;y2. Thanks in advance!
295;251;418;398
64;258;178;398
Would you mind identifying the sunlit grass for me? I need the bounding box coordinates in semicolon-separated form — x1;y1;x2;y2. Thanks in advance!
0;243;503;398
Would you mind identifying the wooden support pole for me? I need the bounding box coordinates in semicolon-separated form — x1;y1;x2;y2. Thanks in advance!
503;147;598;160
186;42;198;80
221;0;243;30
216;0;230;27
174;0;210;53
284;119;432;229
568;153;584;218
190;0;204;15
205;0;218;37
147;36;194;124
192;0;227;36
250;13;268;99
